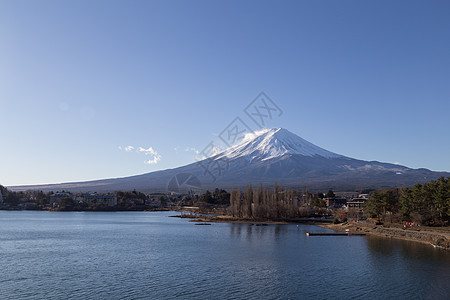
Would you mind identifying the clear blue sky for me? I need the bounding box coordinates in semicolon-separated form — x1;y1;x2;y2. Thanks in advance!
1;0;449;186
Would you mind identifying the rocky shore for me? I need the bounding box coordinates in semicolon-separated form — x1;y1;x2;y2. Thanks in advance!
320;222;450;251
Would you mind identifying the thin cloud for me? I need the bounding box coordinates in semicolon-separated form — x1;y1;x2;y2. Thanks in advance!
138;146;158;155
119;145;161;165
185;147;200;154
144;155;161;165
139;147;162;164
241;128;268;143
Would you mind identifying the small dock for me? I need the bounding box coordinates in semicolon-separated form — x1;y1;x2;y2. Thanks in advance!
306;232;366;236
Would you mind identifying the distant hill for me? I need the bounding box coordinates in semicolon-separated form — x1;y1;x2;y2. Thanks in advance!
10;128;449;193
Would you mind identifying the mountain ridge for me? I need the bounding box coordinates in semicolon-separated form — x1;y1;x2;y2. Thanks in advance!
215;128;344;161
8;128;449;192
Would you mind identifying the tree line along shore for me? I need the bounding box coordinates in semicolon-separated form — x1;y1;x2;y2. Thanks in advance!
1;177;448;226
1;177;449;249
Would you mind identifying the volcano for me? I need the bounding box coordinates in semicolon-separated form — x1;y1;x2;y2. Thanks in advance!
10;128;449;192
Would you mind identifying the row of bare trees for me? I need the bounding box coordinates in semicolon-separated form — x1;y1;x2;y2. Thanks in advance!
229;184;315;219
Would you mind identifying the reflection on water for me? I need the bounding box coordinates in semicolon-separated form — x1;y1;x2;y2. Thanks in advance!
0;211;449;300
367;235;450;261
229;223;290;240
366;235;450;299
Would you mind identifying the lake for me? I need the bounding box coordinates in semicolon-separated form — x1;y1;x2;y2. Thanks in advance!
0;211;449;299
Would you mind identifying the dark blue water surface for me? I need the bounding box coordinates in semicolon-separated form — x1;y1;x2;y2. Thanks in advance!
0;211;448;299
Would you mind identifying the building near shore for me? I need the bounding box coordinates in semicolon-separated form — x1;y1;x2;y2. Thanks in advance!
324;197;347;208
80;193;117;207
347;198;367;210
334;192;359;199
50;192;73;206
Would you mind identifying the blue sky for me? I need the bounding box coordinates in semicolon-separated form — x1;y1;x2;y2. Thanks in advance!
1;0;449;186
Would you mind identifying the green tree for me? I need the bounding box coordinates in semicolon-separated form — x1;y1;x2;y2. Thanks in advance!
58;196;74;210
400;188;413;219
311;195;326;208
199;190;213;203
212;188;230;205
159;196;166;207
365;178;449;225
326;190;335;198
431;177;448;223
365;191;384;221
0;185;6;203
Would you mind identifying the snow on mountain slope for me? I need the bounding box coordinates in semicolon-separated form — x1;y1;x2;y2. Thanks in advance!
10;127;450;193
215;128;344;161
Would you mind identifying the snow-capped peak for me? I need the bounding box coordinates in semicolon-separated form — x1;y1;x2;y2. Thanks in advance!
215;128;343;161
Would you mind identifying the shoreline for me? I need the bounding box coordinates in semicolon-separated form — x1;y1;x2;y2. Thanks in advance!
3;210;449;251
170;214;333;225
318;222;450;251
172;214;450;251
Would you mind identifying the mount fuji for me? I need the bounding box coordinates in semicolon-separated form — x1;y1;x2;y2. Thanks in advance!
10;128;450;192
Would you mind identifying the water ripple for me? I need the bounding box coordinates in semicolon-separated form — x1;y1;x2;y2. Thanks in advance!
0;211;448;300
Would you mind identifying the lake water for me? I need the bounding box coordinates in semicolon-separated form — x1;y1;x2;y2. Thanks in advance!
0;211;449;299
